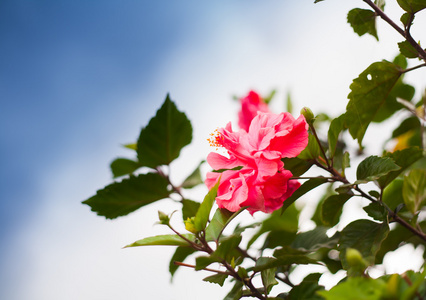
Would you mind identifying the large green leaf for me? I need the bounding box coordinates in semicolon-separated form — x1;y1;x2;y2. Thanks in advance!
321;193;353;227
137;95;192;168
346;61;401;146
124;233;195;248
356;155;400;184
205;208;237;241
194;179;220;232
261;265;278;295
397;0;426;13
318;277;387;300
378;147;423;188
403;169;426;214
338;219;389;268
347;8;378;40
110;157;141;178
82;173;170;219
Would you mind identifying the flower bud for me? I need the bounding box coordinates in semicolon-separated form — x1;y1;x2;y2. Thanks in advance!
157;210;170;225
300;107;315;124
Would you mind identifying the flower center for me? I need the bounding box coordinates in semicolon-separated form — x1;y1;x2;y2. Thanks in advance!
207;129;223;150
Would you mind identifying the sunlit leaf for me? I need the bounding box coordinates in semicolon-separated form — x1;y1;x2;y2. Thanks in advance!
318;277;387;300
137;94;192;168
194;179;220;232
346;61;401;146
205;208;238;241
82;173;170;219
124;233;195;248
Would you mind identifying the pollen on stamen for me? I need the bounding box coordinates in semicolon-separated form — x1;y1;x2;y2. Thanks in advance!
207;128;223;151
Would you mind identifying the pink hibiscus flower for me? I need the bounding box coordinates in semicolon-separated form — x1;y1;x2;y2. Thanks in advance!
238;91;270;132
206;111;308;214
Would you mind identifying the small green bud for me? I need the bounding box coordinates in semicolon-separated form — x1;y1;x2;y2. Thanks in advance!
157;210;170;225
346;248;368;277
184;217;197;233
300;107;315;123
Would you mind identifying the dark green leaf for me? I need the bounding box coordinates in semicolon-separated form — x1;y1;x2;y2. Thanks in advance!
215;235;242;261
321;193;353;227
338;220;389;268
261;266;278;295
110;158;141;178
181;199;200;221
194;179;220;232
347;8;378;40
195;256;218;270
224;281;243;300
281;177;329;213
356;155;400;183
397;0;426;13
282;157;314;177
291;226;339;251
363;202;387;221
378;147;424;188
288;273;325;300
317;277;386;300
400;12;413;27
328;114;346;159
254;248;318;272
169;247;196;278
403;169;426;214
392;117;421;138
137;94;192;168
346;61;401;146
203;273;228;286
398;41;419;58
124;233;195;248
82;173;170;219
181;161;204;189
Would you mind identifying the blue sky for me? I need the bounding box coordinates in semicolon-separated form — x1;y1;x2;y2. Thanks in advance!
1;1;425;299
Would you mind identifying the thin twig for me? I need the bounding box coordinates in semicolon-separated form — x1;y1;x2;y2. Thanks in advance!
173;261;230;275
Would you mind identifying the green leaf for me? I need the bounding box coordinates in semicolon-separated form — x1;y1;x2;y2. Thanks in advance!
205;208;237;242
398;41;419;58
328;114;346;159
287;273;325;300
378;147;424;188
281;177;329;213
392;117;421;138
125;233;195;248
347;8;378;40
137;94;192;168
82;173;170;219
282;157;314;177
254;248;318;272
203;273;228;287
346;61;401;146
338;220;389;268
110;158;141;178
317;277;386;300
363;202;387;221
403;169;426;214
181;161;204;189
298;133;321;160
169;246;196;278
400;12;413;27
194;179;220;232
356;155;400;183
181;199;200;221
123;143;137;150
261;266;278;295
397;0;426;13
321;193;353;226
215;235;242;261
291;226;339;251
224;281;243;300
382;178;404;211
286;92;293;114
195;256;218;270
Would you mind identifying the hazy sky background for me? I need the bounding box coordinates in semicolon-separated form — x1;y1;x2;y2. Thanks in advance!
1;1;425;299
